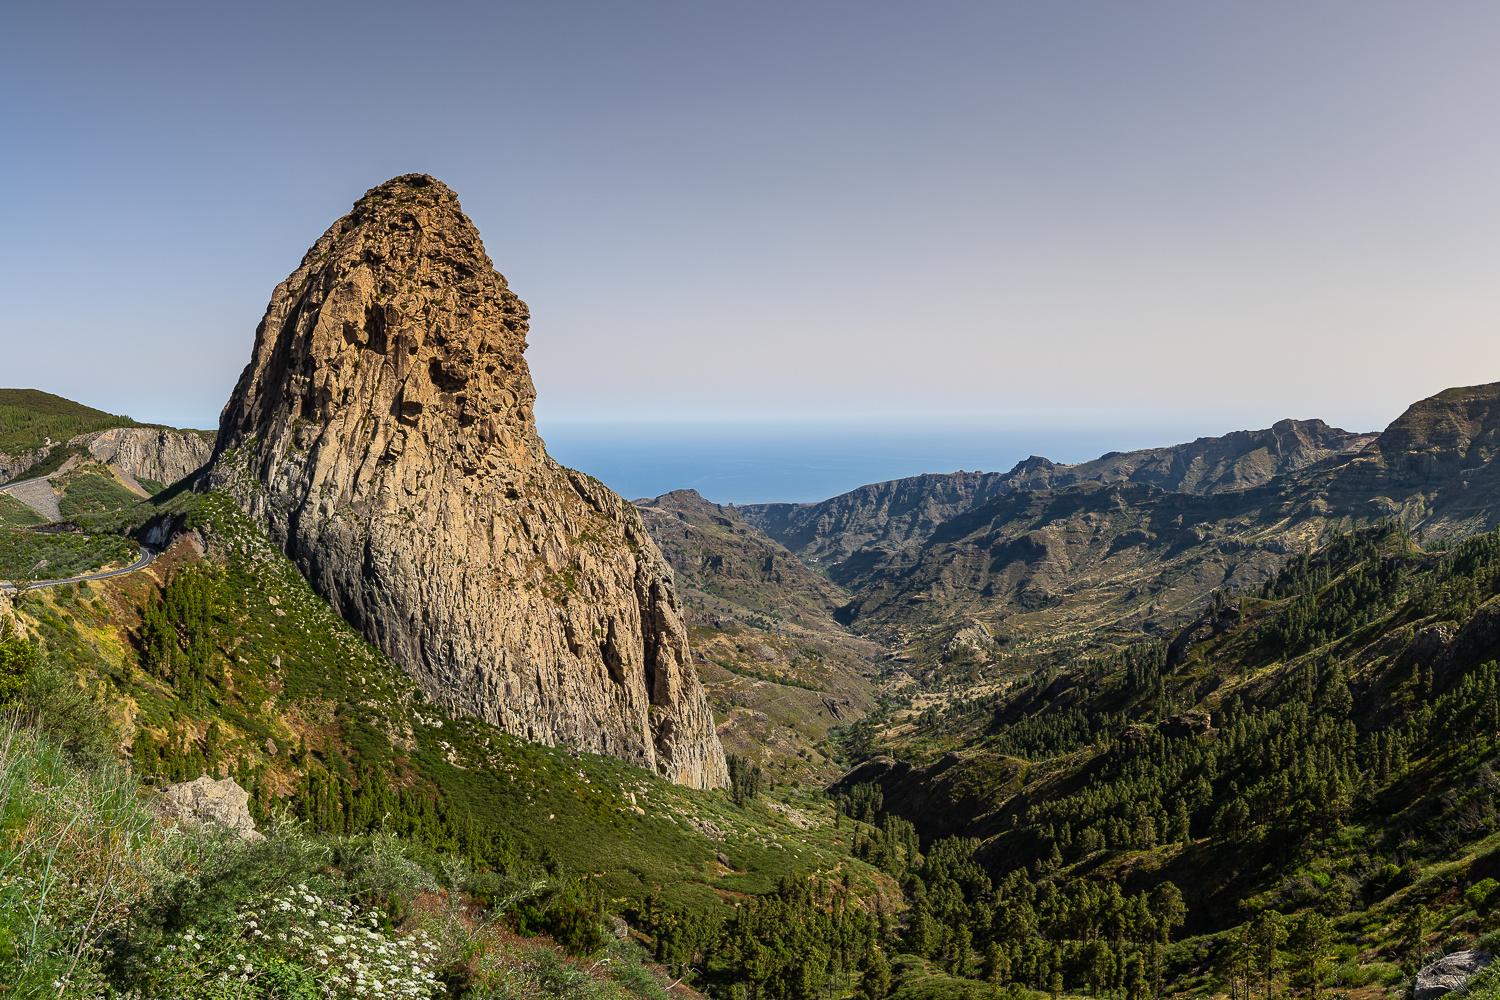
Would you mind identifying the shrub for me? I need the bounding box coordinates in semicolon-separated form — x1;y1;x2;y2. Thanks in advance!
1468;878;1499;917
17;653;116;763
0;621;34;706
548;904;608;958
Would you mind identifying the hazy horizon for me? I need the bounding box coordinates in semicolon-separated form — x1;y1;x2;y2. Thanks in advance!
540;410;1387;506
3;376;1400;505
5;2;1498;448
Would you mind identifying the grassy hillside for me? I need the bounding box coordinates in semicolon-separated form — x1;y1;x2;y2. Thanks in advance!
0;493;44;528
1;485;920;996
829;522;1500;998
0;388;137;455
54;463;146;516
0;717;713;1000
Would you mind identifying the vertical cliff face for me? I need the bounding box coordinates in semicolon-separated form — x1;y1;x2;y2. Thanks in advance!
70;428;214;488
205;174;727;788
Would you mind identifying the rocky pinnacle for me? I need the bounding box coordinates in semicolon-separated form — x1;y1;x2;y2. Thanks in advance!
206;174;728;788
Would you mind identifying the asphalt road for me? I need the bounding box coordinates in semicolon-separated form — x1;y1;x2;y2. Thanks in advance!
0;544;156;593
0;471;59;491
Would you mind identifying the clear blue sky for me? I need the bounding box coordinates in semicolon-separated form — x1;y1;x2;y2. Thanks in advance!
3;2;1498;447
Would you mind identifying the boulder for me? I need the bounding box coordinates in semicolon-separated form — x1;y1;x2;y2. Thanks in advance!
155;775;262;841
1414;950;1492;1000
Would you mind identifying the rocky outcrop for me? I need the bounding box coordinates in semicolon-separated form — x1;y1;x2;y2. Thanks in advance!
741;471;1017;573
1414;950;1491;1000
204;174;727;788
1369;383;1500;485
0;447;48;486
154;775;262;840
71;427;212;487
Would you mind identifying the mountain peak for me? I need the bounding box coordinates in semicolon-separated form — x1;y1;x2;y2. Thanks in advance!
1370;381;1500;482
207;178;727;788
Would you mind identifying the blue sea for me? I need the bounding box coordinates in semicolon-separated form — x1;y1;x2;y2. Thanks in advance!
539;419;1200;506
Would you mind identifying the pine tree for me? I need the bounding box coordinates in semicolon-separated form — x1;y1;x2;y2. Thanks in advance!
1289;911;1331;998
1249;912;1285;1000
860;949;891;1000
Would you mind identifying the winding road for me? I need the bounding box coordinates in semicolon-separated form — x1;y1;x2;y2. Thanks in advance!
0;544;156;593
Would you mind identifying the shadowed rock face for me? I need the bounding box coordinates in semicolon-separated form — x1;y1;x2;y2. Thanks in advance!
205;174;727;788
632;489;853;629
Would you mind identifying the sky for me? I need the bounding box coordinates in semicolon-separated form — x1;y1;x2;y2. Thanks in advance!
3;3;1499;500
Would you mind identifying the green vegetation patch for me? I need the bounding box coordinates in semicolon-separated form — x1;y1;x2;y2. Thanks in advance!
57;469;143;517
17;444;89;480
0;528;136;581
0;388;136;454
0;493;43;528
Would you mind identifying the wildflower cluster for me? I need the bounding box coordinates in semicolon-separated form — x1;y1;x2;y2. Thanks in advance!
235;884;440;998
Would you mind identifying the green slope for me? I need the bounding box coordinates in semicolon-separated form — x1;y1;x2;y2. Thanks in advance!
8;487;886;921
832;522;1500;995
0;387;137;454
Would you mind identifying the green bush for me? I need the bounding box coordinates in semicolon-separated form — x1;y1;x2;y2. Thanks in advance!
1468;878;1500;916
0;621;34;705
18;653;117;763
0;529;135;581
548;904;609;958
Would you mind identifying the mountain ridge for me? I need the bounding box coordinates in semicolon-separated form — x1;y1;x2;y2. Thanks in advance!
817;382;1500;648
738;417;1375;579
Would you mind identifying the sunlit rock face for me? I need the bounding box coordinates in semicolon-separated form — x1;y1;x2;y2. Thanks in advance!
206;174;727;788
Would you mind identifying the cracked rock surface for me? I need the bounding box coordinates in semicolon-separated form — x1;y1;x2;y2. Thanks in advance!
205;174;727;788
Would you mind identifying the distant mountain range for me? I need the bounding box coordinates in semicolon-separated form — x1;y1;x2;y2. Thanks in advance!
632;389;1500;651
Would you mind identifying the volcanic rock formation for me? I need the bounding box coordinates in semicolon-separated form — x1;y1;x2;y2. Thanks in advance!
72;427;212;488
204;174;727;788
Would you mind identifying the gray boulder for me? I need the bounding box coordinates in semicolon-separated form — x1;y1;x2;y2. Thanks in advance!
155;775;262;841
1415;950;1491;1000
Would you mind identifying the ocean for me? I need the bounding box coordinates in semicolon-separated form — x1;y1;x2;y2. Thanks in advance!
538;418;1200;506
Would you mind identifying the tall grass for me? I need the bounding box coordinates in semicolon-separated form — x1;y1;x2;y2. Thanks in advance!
0;718;680;999
0;718;171;997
